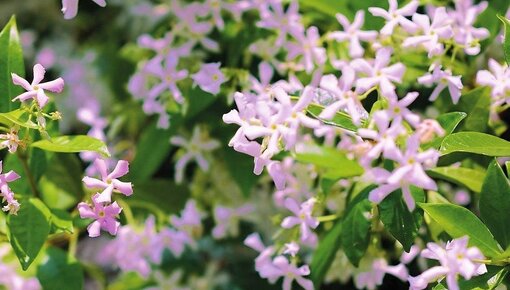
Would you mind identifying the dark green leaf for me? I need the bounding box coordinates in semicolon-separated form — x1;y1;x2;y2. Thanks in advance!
37;247;84;290
341;187;373;266
183;86;217;119
498;15;510;65
7;197;51;270
31;135;110;157
428;166;486;193
39;154;84;210
480;160;510;249
0;16;24;113
129;119;177;183
222;147;259;198
310;220;342;288
440;132;510;157
127;179;190;214
379;187;424;251
419;203;502;257
453;87;491;132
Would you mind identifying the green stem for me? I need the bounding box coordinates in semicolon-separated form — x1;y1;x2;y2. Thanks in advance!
16;151;39;197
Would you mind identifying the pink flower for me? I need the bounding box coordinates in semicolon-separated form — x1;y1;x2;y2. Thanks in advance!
62;0;106;20
82;159;133;203
0;129;22;153
403;8;453;57
287;26;326;73
418;64;463;104
11;63;64;108
476;59;510;106
318;66;367;125
170;200;204;242
191;62;226;95
257;1;302;47
351;48;405;100
357;111;404;162
385;92;421;127
409;236;487;290
369;134;438;211
145;53;188;104
281;198;319;245
329;11;378;58
283;242;300;257
170;126;220;183
368;0;419;35
77;193;122;237
355;258;408;290
212;204;254;239
416;119;445;143
270;256;314;290
0;161;21;215
449;0;490;55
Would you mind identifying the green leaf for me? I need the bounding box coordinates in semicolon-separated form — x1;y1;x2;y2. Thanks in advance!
222;147;259;198
306;103;360;132
480;159;510;249
419;203;502;257
379;187;424;251
428;166;486;193
7;197;51;270
498;15;510;65
310;220;342;288
294;143;364;179
0;109;38;129
127;179;190;214
423;112;467;150
37;247;84;290
39;154;84;210
440;132;510;157
453;87;491;132
299;0;351;18
183;86;217;119
341;187;373;266
49;209;73;234
129;119;177;183
31;135;110;157
0;16;24;113
437;266;508;290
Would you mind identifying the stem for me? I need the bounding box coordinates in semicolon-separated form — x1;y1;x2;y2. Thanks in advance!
317;214;339;222
116;199;135;225
68;230;79;258
17;151;39;197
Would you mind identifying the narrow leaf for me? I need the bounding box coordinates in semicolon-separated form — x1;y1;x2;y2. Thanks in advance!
310;220;342;288
0;16;24;112
498;15;510;65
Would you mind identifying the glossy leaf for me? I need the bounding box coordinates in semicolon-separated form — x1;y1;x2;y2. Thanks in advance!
294;143;364;179
341;186;373;266
222;146;259;197
422;112;466;150
440;132;510;157
453;87;491;132
0;16;24;113
37;247;84;290
31;135;110;157
419;203;502;257
0;109;38;129
480;160;510;249
310;220;342;288
306;103;360;132
379;187;424;251
50;209;74;234
428;166;486;193
7;197;51;270
498;15;510;65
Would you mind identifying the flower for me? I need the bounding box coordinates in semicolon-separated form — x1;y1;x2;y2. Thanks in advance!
211;204;254;239
328;11;377;58
476;59;510;106
77;193;122;237
11;63;64;108
368;0;419;35
351;48;405;100
355;258;408;290
287;26;326;73
270;256;314;290
257;1;302;47
281;198;319;245
62;0;106;20
409;236;487;290
82;159;133;203
145;53;188;104
403;8;453;57
418;64;463;104
191;62;226;95
369;134;438;211
0;161;21;215
170;126;220;183
0;129;22;153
